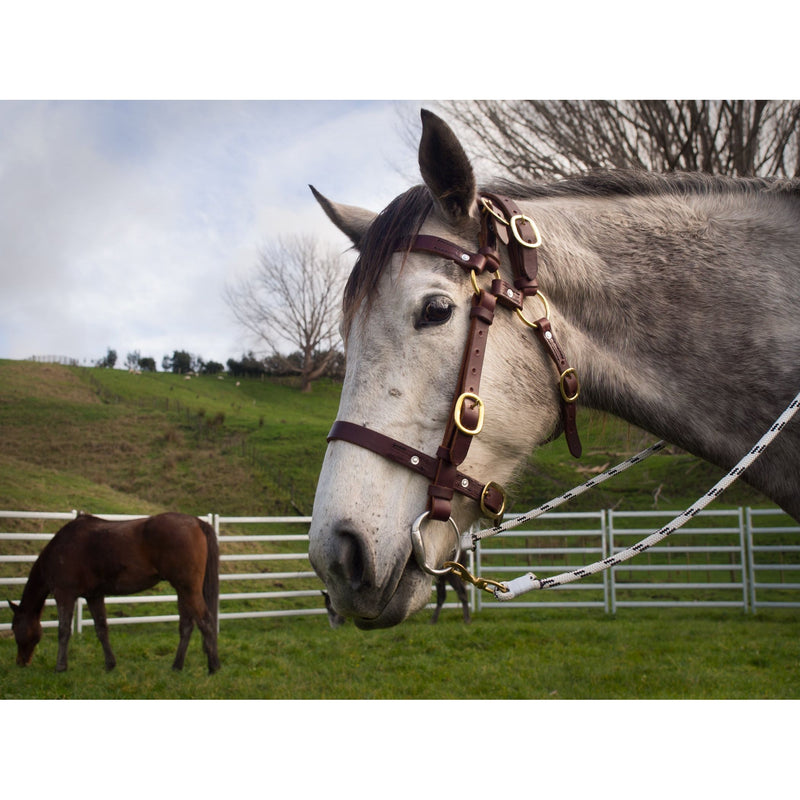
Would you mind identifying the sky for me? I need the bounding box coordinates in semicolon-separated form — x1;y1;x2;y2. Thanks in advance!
1;4;790;371
0;99;424;367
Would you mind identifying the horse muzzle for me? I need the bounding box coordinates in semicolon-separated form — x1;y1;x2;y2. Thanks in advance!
308;517;441;629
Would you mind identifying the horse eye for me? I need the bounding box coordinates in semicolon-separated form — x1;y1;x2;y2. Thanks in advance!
417;296;454;328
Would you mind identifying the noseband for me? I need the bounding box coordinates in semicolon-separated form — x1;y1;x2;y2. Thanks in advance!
327;194;582;573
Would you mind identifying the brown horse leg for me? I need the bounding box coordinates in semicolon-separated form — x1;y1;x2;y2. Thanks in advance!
85;596;116;671
173;591;219;673
197;613;220;674
454;578;471;624
430;577;446;624
54;595;75;672
172;597;195;671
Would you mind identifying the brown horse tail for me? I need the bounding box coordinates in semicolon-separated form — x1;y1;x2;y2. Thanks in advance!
199;519;220;629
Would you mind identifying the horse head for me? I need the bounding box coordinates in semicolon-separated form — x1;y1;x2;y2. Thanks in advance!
8;600;42;666
308;110;566;628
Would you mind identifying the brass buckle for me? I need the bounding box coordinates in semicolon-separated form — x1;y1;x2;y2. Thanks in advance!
480;197;509;225
453;392;484;436
509;214;542;248
514;291;551;330
559;367;580;403
480;480;507;522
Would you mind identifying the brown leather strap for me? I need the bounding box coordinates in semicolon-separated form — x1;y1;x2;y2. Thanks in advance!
534;318;582;458
398;234;495;274
327;421;506;513
481;192;540;295
427;288;497;519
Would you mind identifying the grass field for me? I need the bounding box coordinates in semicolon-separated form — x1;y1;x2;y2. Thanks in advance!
2;607;797;700
2;359;798;711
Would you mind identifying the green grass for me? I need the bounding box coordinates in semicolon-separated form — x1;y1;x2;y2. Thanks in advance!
2;358;798;705
1;609;797;699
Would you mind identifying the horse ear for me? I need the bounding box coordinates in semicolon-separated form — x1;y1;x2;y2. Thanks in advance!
8;600;19;613
310;185;376;249
418;109;478;225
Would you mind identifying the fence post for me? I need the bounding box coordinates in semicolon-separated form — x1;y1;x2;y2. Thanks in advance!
737;507;748;613
602;510;610;614
608;510;617;615
212;513;221;633
745;507;756;614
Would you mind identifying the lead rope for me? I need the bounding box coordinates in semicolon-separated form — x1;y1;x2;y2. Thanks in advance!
449;388;800;600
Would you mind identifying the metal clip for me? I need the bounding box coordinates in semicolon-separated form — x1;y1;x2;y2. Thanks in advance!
443;561;509;594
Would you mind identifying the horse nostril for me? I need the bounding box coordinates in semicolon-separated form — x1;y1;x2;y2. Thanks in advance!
336;530;367;591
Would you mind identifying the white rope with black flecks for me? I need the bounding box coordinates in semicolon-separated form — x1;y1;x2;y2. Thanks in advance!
463;439;669;552
487;390;800;601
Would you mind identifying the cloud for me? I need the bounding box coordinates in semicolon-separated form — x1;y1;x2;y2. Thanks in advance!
0;100;422;366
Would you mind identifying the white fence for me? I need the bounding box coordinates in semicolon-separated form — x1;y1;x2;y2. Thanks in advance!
746;508;800;611
1;507;799;635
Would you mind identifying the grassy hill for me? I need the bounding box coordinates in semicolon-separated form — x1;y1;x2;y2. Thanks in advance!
0;359;340;517
0;358;773;520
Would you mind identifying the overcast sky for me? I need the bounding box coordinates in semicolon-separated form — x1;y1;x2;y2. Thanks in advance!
1;4;789;372
0;99;424;367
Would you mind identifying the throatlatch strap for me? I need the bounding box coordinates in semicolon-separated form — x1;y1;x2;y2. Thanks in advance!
534;318;582;458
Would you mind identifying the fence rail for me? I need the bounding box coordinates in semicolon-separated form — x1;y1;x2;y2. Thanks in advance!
1;507;799;634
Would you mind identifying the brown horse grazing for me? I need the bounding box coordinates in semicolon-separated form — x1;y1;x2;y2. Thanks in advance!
8;512;220;673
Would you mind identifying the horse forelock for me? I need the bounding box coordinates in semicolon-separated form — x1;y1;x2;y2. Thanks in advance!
342;185;434;335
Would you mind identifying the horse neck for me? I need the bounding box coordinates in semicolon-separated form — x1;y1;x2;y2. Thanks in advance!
18;554;50;618
522;190;800;460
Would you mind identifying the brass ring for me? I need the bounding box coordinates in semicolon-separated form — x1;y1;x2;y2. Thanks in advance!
410;512;461;576
469;269;481;297
514;291;551;329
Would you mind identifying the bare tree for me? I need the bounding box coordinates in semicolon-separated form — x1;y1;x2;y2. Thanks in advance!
437;100;800;180
225;235;347;392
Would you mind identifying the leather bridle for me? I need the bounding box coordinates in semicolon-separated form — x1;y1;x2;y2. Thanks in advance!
327;193;582;572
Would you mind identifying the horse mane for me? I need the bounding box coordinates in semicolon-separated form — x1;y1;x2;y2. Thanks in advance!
487;169;800;200
342;169;800;332
343;184;433;333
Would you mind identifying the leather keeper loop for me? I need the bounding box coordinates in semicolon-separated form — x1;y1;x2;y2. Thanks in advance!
428;484;455;501
514;276;540;296
470;301;495;325
477;246;501;272
429;497;452;522
492;279;524;310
